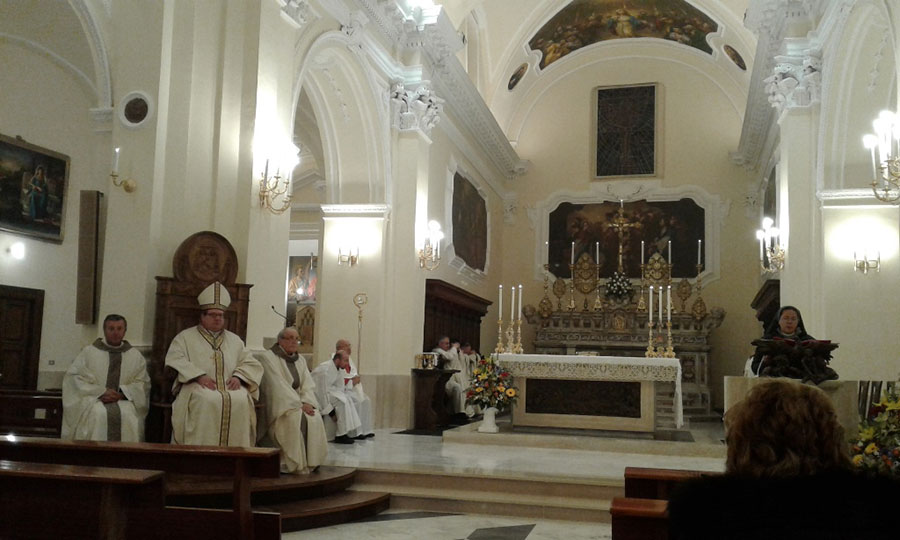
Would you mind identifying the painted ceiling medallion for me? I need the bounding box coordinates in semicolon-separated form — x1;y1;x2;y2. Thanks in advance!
529;0;718;70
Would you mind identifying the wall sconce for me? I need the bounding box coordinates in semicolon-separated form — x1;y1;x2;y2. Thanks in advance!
854;251;881;274
338;247;360;267
756;217;785;272
417;220;443;271
257;159;292;215
109;147;137;193
862;110;900;203
6;242;25;260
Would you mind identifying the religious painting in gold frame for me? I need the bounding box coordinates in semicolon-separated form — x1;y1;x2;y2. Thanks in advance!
451;172;487;271
547;199;704;279
592;84;658;179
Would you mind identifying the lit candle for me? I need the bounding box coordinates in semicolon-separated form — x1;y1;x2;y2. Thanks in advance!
263;159;269;180
498;285;503;321
641;241;645;265
668;240;672;265
571;242;575;265
649;286;653;324
518;284;523;319
595;242;600;264
758;232;764;262
510;285;516;321
112;147;120;174
697;239;702;266
658;283;663;322
620;199;624;209
667;285;671;322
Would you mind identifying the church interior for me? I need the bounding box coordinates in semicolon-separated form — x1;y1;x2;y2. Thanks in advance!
2;0;900;538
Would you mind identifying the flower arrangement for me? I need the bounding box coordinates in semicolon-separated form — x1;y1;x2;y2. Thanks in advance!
850;390;900;476
466;354;519;412
605;271;633;300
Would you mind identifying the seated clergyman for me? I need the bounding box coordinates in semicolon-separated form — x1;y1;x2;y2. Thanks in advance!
334;339;374;438
257;327;328;474
62;314;150;442
432;336;471;422
311;350;363;444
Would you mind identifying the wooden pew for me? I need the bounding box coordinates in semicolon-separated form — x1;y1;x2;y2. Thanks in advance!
623;466;708;499
0;459;165;540
0;436;281;540
0;389;63;437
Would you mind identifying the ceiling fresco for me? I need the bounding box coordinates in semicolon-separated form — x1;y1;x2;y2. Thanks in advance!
528;0;719;70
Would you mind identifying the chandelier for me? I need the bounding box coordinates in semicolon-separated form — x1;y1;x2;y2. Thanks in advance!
417;220;443;271
863;110;900;203
756;217;784;272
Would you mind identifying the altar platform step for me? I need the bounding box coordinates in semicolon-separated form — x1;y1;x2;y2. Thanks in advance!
166;466;390;532
350;467;620;523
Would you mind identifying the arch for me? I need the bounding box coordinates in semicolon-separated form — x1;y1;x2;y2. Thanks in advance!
69;0;113;108
818;0;897;193
292;32;390;206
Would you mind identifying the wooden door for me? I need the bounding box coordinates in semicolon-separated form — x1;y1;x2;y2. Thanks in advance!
0;285;44;390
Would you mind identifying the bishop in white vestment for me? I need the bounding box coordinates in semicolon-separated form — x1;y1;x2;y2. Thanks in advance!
62;314;150;442
311;351;362;443
165;282;263;447
257;327;328;474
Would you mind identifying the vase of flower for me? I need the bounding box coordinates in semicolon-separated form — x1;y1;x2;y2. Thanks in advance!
478;406;500;433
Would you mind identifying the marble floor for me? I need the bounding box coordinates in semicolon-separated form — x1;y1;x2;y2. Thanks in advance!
284;420;726;538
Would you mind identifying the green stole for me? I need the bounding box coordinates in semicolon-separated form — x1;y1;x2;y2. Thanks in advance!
91;338;133;442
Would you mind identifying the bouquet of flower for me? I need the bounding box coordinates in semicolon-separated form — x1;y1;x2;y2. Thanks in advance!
851;390;900;476
605;271;633;300
466;354;519;412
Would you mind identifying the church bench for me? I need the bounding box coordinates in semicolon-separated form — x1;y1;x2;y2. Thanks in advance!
610;496;669;540
0;437;281;540
0;458;165;539
623;466;712;500
0;389;63;438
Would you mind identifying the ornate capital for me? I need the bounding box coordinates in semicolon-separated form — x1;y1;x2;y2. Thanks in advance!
764;49;822;112
279;0;316;29
389;81;444;134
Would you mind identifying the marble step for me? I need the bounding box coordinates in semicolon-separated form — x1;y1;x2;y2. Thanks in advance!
258;490;390;532
350;468;620;522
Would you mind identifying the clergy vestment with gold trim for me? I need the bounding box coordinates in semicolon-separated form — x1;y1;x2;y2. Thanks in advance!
166;326;263;446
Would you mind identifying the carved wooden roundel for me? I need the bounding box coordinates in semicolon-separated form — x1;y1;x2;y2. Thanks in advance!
172;231;238;285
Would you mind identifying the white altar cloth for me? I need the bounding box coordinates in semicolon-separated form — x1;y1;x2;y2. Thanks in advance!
497;354;683;428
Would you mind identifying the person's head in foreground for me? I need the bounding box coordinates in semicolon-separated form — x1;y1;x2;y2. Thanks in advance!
725;379;849;477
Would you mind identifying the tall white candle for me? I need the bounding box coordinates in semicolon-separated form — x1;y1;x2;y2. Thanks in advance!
641;241;645;265
571;242;575;265
595;242;600;264
667;285;671;322
620;199;624;209
649;286;653;324
517;284;523;319
759;236;764;262
510;285;516;320
498;285;503;321
658;283;663;322
697;239;702;266
668;241;672;265
112;147;120;174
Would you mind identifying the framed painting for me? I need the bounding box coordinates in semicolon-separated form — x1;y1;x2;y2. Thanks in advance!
593;84;658;178
451;172;488;272
548;198;704;279
285;254;317;328
0;134;70;242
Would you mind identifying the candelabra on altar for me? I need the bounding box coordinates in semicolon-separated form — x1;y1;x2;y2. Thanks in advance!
662;321;676;358
511;318;524;354
494;319;506;353
567;264;576;311
645;321;659;357
505;320;516;353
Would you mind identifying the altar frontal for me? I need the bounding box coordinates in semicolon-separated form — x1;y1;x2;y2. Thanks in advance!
498;354;682;433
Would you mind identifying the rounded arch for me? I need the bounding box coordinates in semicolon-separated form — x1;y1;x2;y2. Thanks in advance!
292;32;390;206
69;0;113;108
818;0;897;192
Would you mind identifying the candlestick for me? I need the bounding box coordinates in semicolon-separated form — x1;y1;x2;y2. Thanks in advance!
263;159;269;181
658;283;663;322
668;240;672;265
649;286;653;324
510;284;516;321
517;284;522;319
112;147;120;174
641;241;645;265
697;239;702;266
595;242;600;264
571;241;575;265
620;199;624;209
498;285;503;322
666;285;671;321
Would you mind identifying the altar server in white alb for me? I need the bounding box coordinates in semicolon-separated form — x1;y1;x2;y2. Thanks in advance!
257;326;328;474
62;314;150;442
335;339;374;438
165;282;263;446
311;350;362;444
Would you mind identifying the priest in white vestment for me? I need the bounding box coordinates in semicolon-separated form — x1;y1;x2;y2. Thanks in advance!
311;350;362;444
257;327;328;474
433;336;470;418
62;314;150;442
165;282;263;447
335;339;374;438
